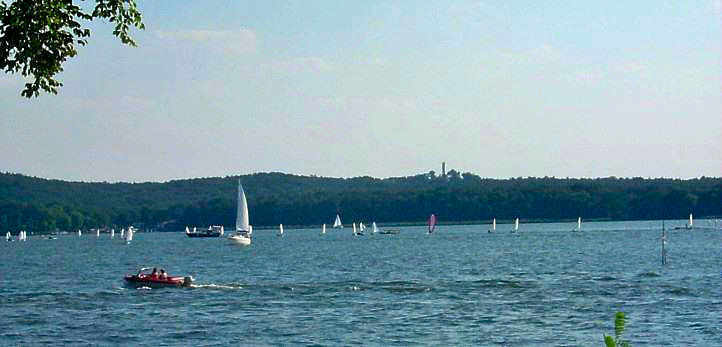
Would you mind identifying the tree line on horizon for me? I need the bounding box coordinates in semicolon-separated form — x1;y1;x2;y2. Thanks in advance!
0;171;720;233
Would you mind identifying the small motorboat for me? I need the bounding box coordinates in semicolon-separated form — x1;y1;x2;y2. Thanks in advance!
124;268;193;288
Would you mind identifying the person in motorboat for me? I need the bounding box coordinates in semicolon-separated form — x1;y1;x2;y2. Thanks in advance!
124;267;193;287
151;268;158;279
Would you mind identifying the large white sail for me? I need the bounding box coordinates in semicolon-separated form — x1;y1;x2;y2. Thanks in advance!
235;181;250;232
333;214;343;228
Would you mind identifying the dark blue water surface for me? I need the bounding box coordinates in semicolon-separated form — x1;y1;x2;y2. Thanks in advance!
1;220;720;346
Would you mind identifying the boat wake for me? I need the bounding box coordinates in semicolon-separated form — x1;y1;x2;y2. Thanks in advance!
190;283;245;290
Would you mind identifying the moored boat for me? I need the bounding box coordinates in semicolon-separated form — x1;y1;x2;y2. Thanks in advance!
186;225;224;238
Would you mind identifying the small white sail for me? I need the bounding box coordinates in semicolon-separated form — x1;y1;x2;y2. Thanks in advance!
514;218;519;231
333;214;343;228
493;218;496;231
689;213;693;227
126;227;134;242
279;224;284;236
78;229;82;237
372;222;378;234
185;226;190;234
96;229;100;237
577;217;582;230
5;231;10;241
322;223;326;235
120;228;125;237
359;222;366;232
352;222;357;236
111;229;115;238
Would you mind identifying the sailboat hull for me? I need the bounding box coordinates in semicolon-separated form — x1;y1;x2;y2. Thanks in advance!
228;235;251;246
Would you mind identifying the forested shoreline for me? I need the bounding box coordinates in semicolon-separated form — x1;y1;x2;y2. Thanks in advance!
1;171;720;233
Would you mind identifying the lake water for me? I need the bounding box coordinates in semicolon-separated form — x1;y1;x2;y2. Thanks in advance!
1;220;720;346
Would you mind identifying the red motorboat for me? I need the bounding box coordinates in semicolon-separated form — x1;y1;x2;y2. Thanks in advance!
124;268;193;288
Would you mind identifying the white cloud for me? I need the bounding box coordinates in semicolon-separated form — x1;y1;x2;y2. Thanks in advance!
155;28;257;54
260;57;333;74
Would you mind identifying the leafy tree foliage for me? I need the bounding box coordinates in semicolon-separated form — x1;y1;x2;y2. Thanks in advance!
0;0;144;97
0;172;720;233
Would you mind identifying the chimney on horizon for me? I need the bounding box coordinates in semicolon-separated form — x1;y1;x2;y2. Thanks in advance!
442;162;446;178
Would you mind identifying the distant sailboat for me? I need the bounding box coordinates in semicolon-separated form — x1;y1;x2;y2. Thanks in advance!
228;180;252;246
372;222;378;234
352;222;357;236
689;213;693;228
359;222;366;232
333;214;343;228
78;229;82;237
510;218;519;233
279;224;284;237
322;223;326;235
5;231;10;242
489;218;496;233
96;229;100;237
120;228;125;238
573;217;581;232
428;214;437;234
110;229;115;238
125;227;134;244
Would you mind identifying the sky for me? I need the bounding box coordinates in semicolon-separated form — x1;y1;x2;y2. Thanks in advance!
1;1;720;182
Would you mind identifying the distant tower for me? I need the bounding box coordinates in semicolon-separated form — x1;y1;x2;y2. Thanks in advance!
442;162;446;177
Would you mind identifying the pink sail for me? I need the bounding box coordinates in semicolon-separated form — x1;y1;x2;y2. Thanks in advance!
428;214;437;234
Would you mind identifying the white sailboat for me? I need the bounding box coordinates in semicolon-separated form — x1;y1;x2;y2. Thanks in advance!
125;226;134;244
279;224;284;237
228;180;252;246
120;228;125;238
359;222;366;232
572;217;581;232
110;228;115;238
78;229;82;237
322;223;326;235
510;218;519;233
688;213;693;228
372;222;378;234
96;229;100;237
352;222;357;236
428;214;437;234
489;218;496;233
5;231;10;241
333;214;343;228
